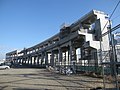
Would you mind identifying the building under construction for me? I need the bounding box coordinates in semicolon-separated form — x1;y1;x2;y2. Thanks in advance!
6;10;116;74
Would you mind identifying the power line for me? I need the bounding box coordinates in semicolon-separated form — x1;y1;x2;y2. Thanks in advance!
101;0;120;33
100;1;120;89
109;0;120;20
102;24;120;37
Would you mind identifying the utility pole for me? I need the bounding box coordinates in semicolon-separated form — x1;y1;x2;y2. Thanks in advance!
101;22;120;90
108;21;119;90
111;34;119;90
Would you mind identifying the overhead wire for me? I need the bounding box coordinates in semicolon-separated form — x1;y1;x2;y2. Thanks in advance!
100;1;120;89
100;0;120;90
100;0;120;54
101;0;120;33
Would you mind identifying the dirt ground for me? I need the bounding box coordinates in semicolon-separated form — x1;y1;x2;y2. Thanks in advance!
0;68;116;90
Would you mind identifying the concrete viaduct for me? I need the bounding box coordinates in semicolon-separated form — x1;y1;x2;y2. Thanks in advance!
6;10;110;73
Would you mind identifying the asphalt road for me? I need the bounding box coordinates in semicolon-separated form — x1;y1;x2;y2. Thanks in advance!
0;68;114;90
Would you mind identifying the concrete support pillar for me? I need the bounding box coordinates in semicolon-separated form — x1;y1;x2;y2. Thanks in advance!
41;53;44;65
18;58;20;64
55;53;58;66
20;58;22;64
19;58;22;64
34;56;36;65
27;57;29;65
69;41;76;73
68;46;70;66
30;56;32;65
24;58;26;64
27;56;30;65
22;58;24;64
59;48;62;65
19;58;21;63
50;51;54;66
23;58;25;64
16;59;18;64
37;55;40;65
27;56;29;65
70;45;73;65
25;57;27;64
45;52;48;65
72;48;77;61
64;52;66;66
70;45;76;62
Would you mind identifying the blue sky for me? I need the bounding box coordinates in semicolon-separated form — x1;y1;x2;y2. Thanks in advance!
0;0;120;59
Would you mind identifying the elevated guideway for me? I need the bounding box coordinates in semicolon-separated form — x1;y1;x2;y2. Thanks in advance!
6;10;110;74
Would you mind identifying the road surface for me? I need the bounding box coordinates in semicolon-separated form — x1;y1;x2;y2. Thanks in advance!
0;68;114;90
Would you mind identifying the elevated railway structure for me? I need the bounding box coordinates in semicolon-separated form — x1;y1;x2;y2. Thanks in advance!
6;10;110;73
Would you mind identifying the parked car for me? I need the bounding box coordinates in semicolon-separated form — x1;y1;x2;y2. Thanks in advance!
0;64;10;69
